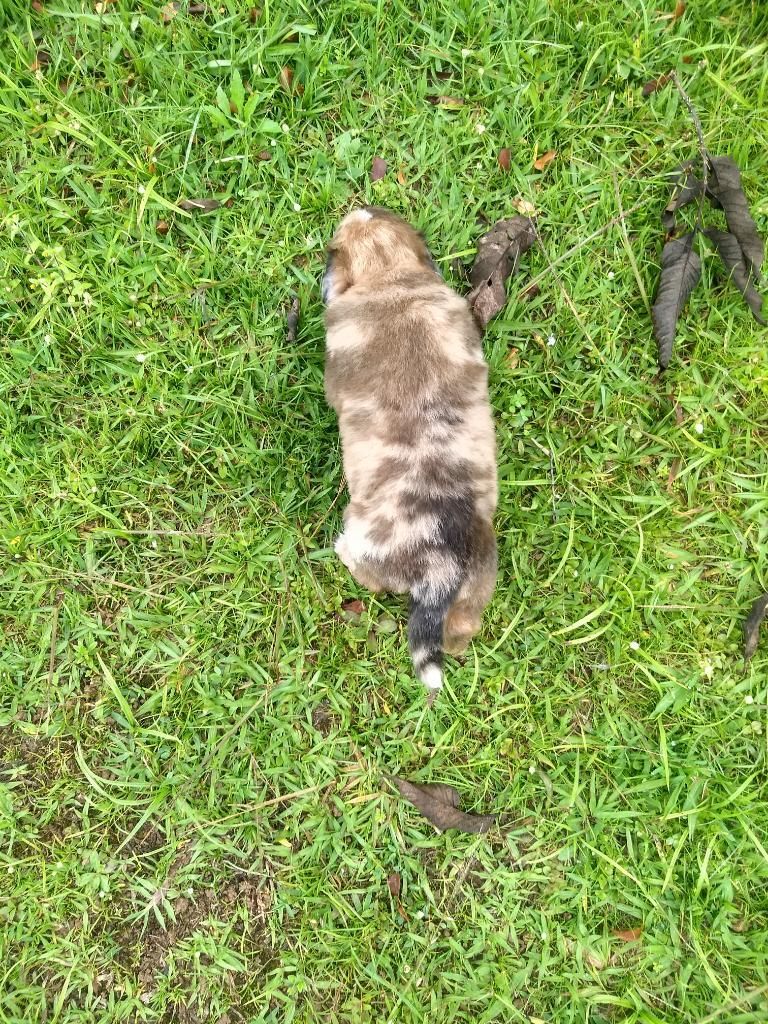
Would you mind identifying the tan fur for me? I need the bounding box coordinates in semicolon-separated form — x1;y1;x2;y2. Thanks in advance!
323;206;498;690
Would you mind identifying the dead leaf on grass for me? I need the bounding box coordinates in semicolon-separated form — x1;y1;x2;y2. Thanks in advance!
257;149;272;161
388;775;495;834
286;295;300;342
31;0;45;11
370;156;387;182
466;216;536;328
30;49;51;71
387;872;401;898
188;2;209;14
279;65;304;95
743;592;768;662
612;927;643;942
156;220;170;236
249;6;262;21
426;95;464;108
642;73;672;97
340;598;364;621
497;148;512;172
160;1;180;23
506;348;520;370
512;196;537;216
397;167;407;186
652;231;701;369
178;197;222;212
533;149;557;171
665;457;681;492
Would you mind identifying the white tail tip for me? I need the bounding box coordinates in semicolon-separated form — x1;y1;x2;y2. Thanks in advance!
420;664;443;690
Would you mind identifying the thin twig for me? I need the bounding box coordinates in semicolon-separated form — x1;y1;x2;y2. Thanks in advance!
515;198;646;301
612;171;651;315
670;70;709;227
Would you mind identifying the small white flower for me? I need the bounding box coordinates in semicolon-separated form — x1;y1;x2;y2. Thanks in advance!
185;366;194;374
281;122;290;133
695;422;704;434
270;139;277;147
745;695;754;705
138;185;145;195
528;764;536;774
306;236;316;248
478;67;484;77
702;662;714;679
135;353;146;363
150;539;157;549
630;640;640;651
607;270;615;280
547;334;556;347
461;48;471;58
186;886;194;896
475;123;486;134
130;293;138;302
575;20;584;29
44;334;53;344
293;202;301;212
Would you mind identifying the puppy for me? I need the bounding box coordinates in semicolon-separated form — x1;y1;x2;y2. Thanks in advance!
323;206;498;696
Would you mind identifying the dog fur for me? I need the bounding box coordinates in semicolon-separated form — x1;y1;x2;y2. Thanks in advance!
323;206;498;694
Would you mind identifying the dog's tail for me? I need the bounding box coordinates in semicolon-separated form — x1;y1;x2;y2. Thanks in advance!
408;582;459;696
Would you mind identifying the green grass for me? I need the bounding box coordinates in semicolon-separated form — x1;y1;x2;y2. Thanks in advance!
1;0;768;1020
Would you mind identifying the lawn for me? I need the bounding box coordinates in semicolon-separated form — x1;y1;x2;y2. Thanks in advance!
1;0;768;1021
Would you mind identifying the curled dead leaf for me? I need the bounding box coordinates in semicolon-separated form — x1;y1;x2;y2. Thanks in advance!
30;49;51;71
387;872;401;898
612;927;643;942
286;295;300;343
426;95;465;108
396;167;407;186
506;348;520;370
467;216;536;328
533;149;557;171
642;73;671;97
156;220;170;236
257;149;272;161
178;197;223;213
370;156;387;182
160;1;180;23
388;775;495;834
249;6;261;21
744;592;768;662
512;196;537;216
497;148;512;172
340;598;364;621
188;2;209;14
279;65;303;95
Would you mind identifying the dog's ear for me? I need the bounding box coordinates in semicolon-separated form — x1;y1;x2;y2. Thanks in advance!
321;246;351;303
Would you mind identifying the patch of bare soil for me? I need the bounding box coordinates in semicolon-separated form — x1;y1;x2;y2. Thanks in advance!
121;863;277;1023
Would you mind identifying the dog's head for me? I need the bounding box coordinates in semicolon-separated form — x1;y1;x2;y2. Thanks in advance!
322;206;439;304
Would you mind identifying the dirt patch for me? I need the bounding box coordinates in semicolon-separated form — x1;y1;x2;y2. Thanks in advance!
120;857;276;1022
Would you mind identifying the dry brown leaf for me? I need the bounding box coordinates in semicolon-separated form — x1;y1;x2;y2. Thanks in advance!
30;49;51;71
533;149;557;171
467;216;536;328
340;598;364;620
178;198;222;212
612;927;643;942
426;95;464;108
156;220;170;236
396;167;407;186
497;148;511;172
666;457;681;492
387;873;401;898
744;592;768;662
674;0;686;17
642;73;671;96
160;1;180;23
506;348;520;370
370;156;387;182
520;282;540;302
388;776;495;834
286;295;300;343
279;65;303;95
256;149;272;161
188;2;209;14
512;196;537;216
249;6;261;21
31;0;45;11
58;78;72;94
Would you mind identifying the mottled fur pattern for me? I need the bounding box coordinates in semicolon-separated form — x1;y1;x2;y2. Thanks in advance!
323;206;498;694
